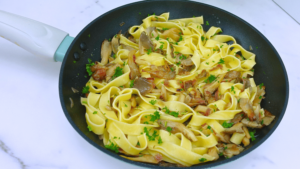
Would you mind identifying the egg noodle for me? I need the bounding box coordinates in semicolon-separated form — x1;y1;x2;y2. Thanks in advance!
80;13;274;166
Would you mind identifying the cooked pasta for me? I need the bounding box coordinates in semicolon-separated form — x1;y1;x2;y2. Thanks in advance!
80;13;275;167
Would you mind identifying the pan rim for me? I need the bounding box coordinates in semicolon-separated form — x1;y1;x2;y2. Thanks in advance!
59;0;289;168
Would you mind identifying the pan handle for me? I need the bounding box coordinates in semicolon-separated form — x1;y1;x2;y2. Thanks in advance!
0;10;73;62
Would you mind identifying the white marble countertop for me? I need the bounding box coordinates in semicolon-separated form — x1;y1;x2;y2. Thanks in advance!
0;0;299;169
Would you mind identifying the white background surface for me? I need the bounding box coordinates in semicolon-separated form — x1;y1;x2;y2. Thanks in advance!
0;0;299;169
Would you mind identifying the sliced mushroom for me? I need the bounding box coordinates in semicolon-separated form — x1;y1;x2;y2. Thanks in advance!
223;70;240;82
139;31;154;50
253;85;265;107
122;44;136;51
181;58;194;66
262;109;275;126
161;28;181;41
101;39;112;65
105;63;121;82
132;77;153;95
208;147;219;161
157;119;197;142
217;143;244;158
242;126;250;146
111;34;120;53
239;98;256;121
144;65;176;80
160;85;167;101
145;27;158;38
242;78;251;92
241;118;262;128
215;133;231;143
223;122;244;134
230;113;244;124
128;50;141;80
203;74;226;104
197;69;208;79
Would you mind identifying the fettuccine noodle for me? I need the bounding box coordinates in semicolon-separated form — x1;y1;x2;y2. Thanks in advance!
80;13;275;167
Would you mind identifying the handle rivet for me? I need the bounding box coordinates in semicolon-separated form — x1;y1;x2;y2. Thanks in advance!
79;42;87;51
73;52;80;61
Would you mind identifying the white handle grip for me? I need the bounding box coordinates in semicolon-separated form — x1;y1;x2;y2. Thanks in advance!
0;10;68;61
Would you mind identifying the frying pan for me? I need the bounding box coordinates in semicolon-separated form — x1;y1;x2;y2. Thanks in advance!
0;0;289;168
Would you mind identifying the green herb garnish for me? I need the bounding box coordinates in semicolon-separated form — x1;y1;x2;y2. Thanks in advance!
86;58;95;76
204;75;217;83
82;86;90;94
158;136;163;144
199;158;207;162
105;140;119;153
166;126;172;135
112;67;123;79
249;130;256;141
130;80;134;88
218;58;225;64
149;100;157;105
222;121;234;128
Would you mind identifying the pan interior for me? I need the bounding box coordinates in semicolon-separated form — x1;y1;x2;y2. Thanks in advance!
59;1;288;168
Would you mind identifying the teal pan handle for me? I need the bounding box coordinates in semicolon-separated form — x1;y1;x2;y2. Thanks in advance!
0;10;73;62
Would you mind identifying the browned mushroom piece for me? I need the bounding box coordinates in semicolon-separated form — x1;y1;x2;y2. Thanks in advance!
143;65;176;80
101;39;112;65
161;28;182;41
203;74;226;104
207;147;219;161
230;113;244;124
223;70;240;82
242;78;251;92
160;85;167;101
262;109;275;126
253;85;266;107
139;31;154;50
197;69;208;79
181;58;194;66
145;27;158;38
223;122;244;134
105;63;121;82
217;143;244;158
209;64;223;71
241;118;262;128
157;119;197;142
239;98;256;121
132;77;153;95
111;34;120;54
242;126;250;146
215;133;231;143
127;50;141;80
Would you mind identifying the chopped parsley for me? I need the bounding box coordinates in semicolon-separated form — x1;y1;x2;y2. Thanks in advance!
179;55;187;60
137;142;140;146
82;101;87;104
149;111;160;122
155;35;159;41
166;126;172;135
158;136;163;145
206;21;209;25
130;80;134;88
159;45;163;50
87;125;92;131
73;61;76;63
149;100;157;105
162;106;179;117
204;75;217;83
108;38;111;41
175;61;181;66
105;140;119;153
218;58;225;64
86;58;95;76
144;121;149;124
259;96;262;99
237;99;241;103
201;36;205;42
178;35;183;42
162;28;169;31
93;111;97;114
206;62;209;65
220;45;224;48
261;120;264;125
259;83;264;89
170;67;174;72
231;86;235;94
112;67;123;79
112;54;116;59
144;127;159;141
82;86;90;94
219;152;223;156
222;121;234;128
88;34;90;38
249;130;256;141
224;146;228;150
146;47;152;55
124;103;128;107
199;158;207;162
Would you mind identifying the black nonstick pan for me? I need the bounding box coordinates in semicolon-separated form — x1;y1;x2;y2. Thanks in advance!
0;0;289;168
